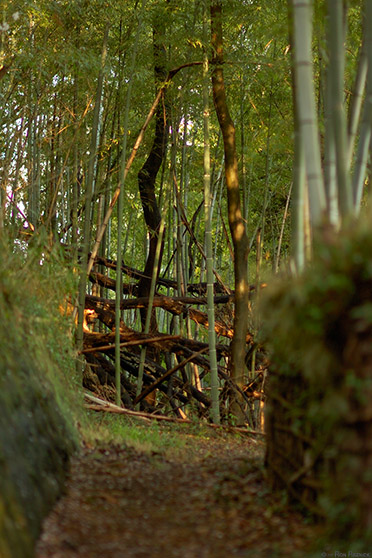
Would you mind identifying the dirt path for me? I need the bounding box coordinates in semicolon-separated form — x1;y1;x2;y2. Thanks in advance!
36;430;316;558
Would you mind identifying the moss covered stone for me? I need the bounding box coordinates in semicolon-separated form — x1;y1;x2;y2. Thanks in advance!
0;242;80;558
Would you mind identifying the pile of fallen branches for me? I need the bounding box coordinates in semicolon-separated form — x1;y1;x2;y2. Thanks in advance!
80;254;266;427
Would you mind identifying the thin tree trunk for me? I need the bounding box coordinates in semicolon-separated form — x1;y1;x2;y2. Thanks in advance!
275;182;292;273
27;90;40;230
258;56;275;274
11;115;26;226
211;0;250;423
0;119;19;229
347;40;367;167
72;74;80;251
47;93;58;236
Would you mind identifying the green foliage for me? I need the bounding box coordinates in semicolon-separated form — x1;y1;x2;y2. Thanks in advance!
0;0;300;280
1;0;364;278
3;234;81;420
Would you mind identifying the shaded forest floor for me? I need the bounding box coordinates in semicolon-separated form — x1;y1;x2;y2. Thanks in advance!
36;423;319;558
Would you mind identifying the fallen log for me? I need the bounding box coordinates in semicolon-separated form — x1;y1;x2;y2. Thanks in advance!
89;271;137;295
85;294;252;342
90;254;263;296
83;326;230;361
81;250;266;299
92;255;176;289
83;330;180;353
86;293;184;315
81;334;181;354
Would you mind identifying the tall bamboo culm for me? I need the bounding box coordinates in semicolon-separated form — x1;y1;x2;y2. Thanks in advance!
76;24;109;361
203;0;220;424
115;1;146;406
292;0;326;226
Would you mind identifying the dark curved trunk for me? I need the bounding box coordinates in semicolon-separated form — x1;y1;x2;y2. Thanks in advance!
137;23;168;332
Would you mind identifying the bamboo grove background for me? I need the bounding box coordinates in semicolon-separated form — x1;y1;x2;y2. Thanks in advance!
0;0;370;427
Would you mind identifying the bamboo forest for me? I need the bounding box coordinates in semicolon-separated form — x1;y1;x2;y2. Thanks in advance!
1;0;371;556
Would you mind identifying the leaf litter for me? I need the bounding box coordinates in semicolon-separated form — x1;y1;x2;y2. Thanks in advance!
36;426;318;558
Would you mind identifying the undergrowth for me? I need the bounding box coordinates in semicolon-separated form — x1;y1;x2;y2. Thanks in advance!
83;412;189;455
1;233;84;438
0;232;83;557
82;409;253;460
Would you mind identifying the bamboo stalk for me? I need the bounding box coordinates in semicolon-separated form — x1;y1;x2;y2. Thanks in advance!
292;0;326;224
327;0;352;219
353;1;372;212
115;1;145;406
76;24;110;359
347;41;368;167
203;0;220;424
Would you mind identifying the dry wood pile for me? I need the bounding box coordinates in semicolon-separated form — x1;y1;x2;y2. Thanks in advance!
262;225;372;545
79;254;266;428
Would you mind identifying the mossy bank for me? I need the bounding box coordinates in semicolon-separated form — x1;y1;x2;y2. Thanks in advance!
0;238;81;558
261;221;372;550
